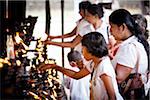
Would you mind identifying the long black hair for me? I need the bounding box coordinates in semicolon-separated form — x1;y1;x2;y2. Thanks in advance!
109;9;149;70
132;14;149;40
87;4;104;18
81;32;108;58
79;1;91;14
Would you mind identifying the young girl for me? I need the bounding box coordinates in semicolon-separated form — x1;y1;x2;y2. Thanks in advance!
47;1;91;39
39;32;123;100
44;4;108;54
81;32;122;100
64;50;90;100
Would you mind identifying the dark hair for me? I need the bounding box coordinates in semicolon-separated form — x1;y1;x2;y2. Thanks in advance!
67;50;82;62
109;9;149;70
132;14;149;39
87;4;104;18
81;32;108;58
79;1;91;11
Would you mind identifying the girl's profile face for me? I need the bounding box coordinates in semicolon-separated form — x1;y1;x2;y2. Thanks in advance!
82;46;92;61
85;11;95;24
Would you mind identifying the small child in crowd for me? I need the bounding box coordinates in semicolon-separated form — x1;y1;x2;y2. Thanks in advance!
64;50;90;100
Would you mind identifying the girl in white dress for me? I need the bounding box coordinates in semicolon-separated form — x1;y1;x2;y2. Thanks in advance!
47;1;91;40
44;4;109;54
39;32;123;100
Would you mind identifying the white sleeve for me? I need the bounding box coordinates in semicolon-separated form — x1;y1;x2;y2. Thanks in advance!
98;57;116;78
78;25;93;37
76;19;90;34
116;43;137;68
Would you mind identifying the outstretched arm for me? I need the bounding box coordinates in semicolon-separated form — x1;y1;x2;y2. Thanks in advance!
45;35;82;48
48;26;77;39
39;64;90;80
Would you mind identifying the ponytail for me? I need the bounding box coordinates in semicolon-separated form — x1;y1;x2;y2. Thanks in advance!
133;19;150;71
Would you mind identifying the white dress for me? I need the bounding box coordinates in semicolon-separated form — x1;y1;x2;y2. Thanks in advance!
86;56;123;100
74;21;109;54
79;21;109;44
74;19;91;54
64;67;91;100
76;19;90;35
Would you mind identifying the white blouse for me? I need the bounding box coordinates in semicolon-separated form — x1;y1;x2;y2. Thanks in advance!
74;21;109;54
111;36;148;83
86;56;123;100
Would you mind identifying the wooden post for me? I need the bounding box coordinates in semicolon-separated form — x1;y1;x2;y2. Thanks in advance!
61;0;64;68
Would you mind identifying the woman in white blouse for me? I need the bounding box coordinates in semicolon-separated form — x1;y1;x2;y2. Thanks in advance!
109;9;149;99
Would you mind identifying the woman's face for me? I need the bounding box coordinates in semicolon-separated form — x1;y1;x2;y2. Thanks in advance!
82;46;92;61
85;11;95;24
109;22;122;41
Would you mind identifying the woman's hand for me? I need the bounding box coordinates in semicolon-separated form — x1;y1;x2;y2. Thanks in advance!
48;35;56;40
38;64;57;71
42;40;53;45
